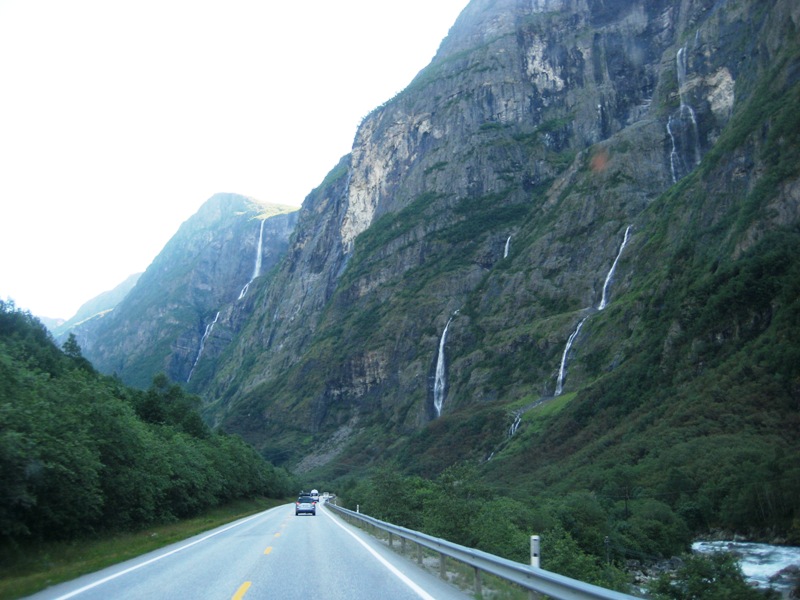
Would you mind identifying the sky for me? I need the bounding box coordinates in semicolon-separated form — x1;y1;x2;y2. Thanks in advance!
0;0;469;320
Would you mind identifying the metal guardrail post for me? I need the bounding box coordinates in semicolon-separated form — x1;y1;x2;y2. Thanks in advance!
529;535;543;598
531;535;541;568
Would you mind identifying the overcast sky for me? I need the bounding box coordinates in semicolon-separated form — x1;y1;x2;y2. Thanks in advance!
0;0;469;320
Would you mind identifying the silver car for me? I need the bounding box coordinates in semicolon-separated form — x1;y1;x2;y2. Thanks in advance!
295;495;316;516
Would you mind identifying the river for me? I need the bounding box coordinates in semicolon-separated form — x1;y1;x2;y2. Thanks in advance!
692;541;800;596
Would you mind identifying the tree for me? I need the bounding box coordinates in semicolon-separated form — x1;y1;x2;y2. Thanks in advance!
61;333;95;373
365;468;427;529
471;497;532;562
422;463;489;547
61;334;82;360
540;523;630;591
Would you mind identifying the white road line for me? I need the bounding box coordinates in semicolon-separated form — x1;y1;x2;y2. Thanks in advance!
52;510;273;599
323;507;436;600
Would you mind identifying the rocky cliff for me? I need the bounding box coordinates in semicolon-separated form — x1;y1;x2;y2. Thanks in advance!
74;193;298;388
200;0;799;481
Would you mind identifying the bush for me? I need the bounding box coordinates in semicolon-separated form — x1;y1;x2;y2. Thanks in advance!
650;552;779;600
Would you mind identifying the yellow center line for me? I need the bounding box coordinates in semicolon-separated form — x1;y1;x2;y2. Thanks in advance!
232;581;251;600
274;532;281;537
264;546;273;555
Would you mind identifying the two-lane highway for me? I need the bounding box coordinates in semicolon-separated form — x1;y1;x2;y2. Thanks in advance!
26;502;472;600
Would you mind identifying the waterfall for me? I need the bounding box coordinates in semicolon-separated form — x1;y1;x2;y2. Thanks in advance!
599;225;631;310
433;317;453;417
667;118;679;183
509;411;522;437
550;226;630;394
667;47;701;183
187;311;220;382
238;218;266;300
504;236;511;258
555;318;587;396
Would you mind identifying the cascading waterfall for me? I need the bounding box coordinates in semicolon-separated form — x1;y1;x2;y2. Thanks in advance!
677;48;701;167
238;218;266;300
187;311;220;382
504;236;511;258
666;119;677;181
433;317;453;417
667;46;701;183
552;226;633;395
555;318;587;396
508;411;522;437
599;225;631;310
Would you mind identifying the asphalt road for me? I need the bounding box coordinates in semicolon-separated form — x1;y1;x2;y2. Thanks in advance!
25;502;473;600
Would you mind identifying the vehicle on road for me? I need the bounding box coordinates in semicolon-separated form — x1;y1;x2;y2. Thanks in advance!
310;489;320;502
295;495;316;516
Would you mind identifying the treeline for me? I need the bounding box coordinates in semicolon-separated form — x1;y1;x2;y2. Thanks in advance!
0;300;293;546
340;465;781;598
342;464;638;591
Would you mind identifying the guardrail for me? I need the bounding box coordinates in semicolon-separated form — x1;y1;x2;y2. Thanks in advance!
326;502;641;600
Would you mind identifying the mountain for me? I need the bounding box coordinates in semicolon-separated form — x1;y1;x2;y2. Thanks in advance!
73;193;298;389
200;0;799;537
76;0;798;542
36;315;66;332
50;272;142;338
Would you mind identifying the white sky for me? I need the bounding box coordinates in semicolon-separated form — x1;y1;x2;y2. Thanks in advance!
0;0;469;319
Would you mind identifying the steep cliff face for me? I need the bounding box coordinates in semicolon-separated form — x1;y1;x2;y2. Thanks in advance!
76;193;298;388
206;0;798;476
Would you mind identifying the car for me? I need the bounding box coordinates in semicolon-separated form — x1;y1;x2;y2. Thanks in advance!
295;495;316;516
310;489;320;502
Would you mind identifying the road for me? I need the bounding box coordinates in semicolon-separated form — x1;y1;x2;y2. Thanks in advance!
26;502;472;600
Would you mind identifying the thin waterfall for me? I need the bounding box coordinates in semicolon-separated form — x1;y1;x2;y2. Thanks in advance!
509;411;522;437
677;48;701;169
555;318;587;396
433;317;453;417
187;311;220;382
238;218;266;300
599;226;631;310
504;236;511;258
667;118;679;182
668;46;701;182
550;226;630;394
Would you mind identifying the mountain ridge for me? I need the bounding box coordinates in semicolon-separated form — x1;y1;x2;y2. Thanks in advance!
50;272;142;338
73;0;799;544
74;192;298;388
206;0;758;444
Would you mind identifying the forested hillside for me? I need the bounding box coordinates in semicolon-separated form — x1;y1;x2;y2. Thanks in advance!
0;300;292;549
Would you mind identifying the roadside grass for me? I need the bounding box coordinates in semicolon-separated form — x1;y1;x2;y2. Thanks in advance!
0;497;287;600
